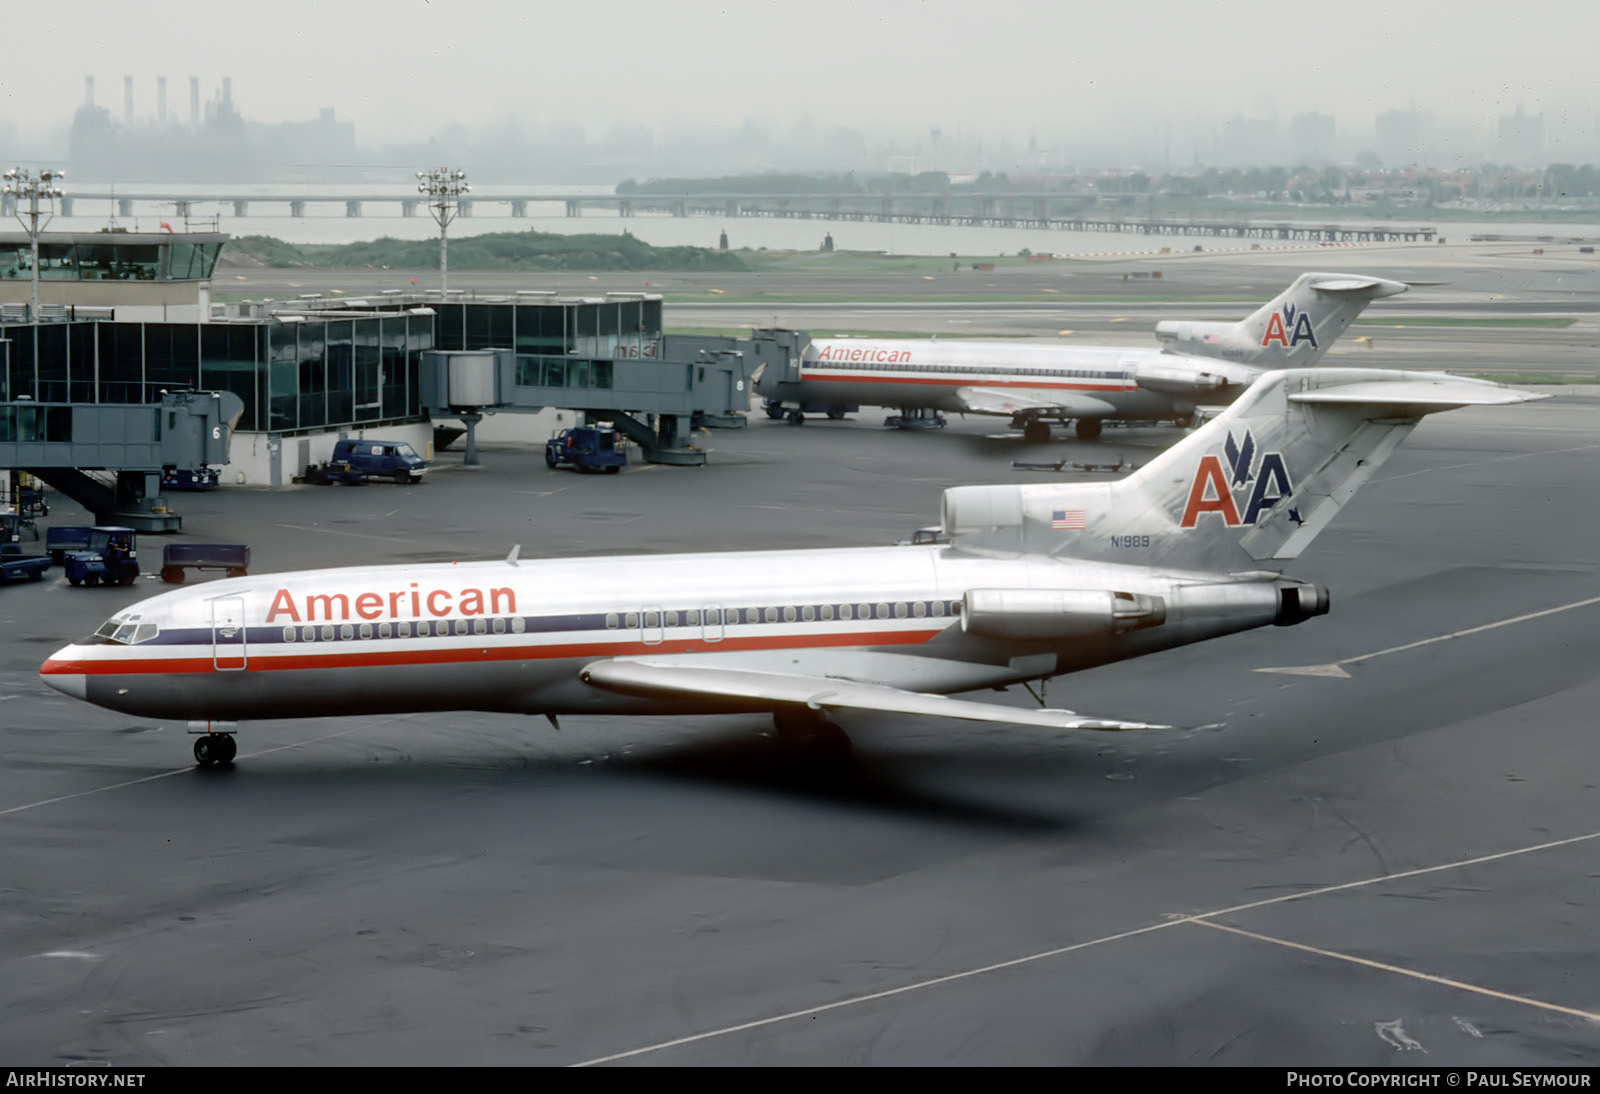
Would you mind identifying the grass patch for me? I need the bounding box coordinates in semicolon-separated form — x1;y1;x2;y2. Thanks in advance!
1354;316;1577;328
666;326;1036;340
1460;372;1600;385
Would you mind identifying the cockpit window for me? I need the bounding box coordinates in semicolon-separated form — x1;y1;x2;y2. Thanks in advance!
94;614;159;645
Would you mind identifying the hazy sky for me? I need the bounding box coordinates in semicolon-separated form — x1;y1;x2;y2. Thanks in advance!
3;0;1594;144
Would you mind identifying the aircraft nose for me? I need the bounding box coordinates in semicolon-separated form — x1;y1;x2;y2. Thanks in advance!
40;650;88;701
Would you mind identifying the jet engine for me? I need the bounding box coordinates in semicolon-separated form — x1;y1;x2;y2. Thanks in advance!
941;484;1025;536
961;588;1166;641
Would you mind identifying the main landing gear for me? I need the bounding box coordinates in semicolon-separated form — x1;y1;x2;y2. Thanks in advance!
1075;418;1103;441
773;709;852;763
193;733;237;766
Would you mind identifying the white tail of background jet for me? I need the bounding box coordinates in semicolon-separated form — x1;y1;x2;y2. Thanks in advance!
943;368;1545;573
1153;273;1409;370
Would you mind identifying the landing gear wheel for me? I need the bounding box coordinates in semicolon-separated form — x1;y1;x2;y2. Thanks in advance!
765;403;787;421
826;406;847;420
787;409;805;425
216;734;237;764
194;735;218;766
1075;418;1104;441
773;709;853;763
1023;419;1051;444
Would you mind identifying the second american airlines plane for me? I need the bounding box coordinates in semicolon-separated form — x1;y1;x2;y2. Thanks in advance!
756;272;1408;440
42;368;1539;767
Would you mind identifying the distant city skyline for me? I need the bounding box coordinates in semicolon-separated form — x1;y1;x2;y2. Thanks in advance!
0;0;1595;179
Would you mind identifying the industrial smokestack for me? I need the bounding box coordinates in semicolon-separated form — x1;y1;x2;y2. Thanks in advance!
222;76;232;108
157;76;166;125
85;75;94;109
124;75;133;122
190;77;199;128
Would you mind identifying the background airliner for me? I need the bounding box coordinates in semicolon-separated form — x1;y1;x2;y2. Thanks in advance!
756;272;1408;440
42;367;1539;767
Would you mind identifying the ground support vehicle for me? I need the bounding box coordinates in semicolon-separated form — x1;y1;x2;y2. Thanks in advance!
46;526;95;565
545;428;626;474
160;543;250;583
765;399;858;423
303;440;427;485
64;527;140;587
161;468;220;490
0;543;50;583
2;511;38;545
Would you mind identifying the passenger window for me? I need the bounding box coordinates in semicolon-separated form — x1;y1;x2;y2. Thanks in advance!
932;602;945;617
951;601;961;615
821;604;834;621
840;604;852;620
686;610;700;626
455;619;470;636
644;611;659;628
665;611;677;627
913;602;926;617
359;623;373;639
474;619;487;635
340;624;354;640
322;625;334;641
512;617;525;634
745;608;760;624
876;603;890;619
379;622;392;639
802;605;814;622
764;607;777;623
284;627;296;643
302;626;315;641
493;618;506;634
894;603;907;618
858;604;871;619
625;612;639;628
605;613;619;629
398;621;411;637
783;606;796;622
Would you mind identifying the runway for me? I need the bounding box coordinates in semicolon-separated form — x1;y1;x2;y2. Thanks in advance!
1;380;1597;1063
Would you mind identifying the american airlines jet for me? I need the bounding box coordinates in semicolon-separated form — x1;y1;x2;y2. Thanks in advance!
41;368;1539;767
756;272;1408;441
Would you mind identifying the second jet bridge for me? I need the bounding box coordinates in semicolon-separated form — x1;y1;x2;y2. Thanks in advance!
420;337;755;466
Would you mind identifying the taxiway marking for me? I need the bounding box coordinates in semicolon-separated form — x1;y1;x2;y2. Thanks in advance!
1194;920;1600;1024
0;725;375;818
1257;593;1600;678
570;827;1600;1065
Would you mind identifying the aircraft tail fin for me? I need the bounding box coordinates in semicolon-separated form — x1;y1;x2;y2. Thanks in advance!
1153;272;1408;369
942;368;1546;572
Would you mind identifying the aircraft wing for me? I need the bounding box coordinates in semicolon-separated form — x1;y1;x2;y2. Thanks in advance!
580;658;1168;731
954;386;1118;418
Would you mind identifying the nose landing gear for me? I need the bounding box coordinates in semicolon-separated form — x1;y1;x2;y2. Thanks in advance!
193;733;237;766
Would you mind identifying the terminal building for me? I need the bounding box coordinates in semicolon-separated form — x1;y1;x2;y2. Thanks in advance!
0;230;758;519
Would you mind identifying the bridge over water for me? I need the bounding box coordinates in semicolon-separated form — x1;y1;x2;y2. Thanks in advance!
22;190;1436;243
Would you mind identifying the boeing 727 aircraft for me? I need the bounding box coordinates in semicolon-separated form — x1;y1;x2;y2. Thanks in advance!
42;368;1540;766
756;272;1408;440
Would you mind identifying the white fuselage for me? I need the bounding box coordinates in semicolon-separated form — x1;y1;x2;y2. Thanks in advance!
40;545;1287;723
772;340;1191;419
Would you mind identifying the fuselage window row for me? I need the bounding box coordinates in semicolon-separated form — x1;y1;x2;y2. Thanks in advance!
271;602;964;646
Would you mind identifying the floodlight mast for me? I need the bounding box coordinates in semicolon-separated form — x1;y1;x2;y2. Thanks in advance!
3;167;66;327
416;167;469;296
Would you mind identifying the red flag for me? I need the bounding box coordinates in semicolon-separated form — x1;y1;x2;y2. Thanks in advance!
159;221;173;233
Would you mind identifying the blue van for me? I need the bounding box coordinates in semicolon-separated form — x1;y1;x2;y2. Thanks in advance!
306;440;428;485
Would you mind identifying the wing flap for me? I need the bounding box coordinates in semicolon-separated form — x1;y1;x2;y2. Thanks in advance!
581;658;1168;731
955;386;1118;417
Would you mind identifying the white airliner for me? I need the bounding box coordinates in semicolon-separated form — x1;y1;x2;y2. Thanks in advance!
41;367;1540;767
756;272;1408;440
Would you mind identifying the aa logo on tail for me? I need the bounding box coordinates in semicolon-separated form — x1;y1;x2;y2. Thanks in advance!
1260;302;1318;349
1180;430;1294;528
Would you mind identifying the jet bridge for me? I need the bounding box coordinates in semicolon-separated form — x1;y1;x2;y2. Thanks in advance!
420;337;755;467
0;390;244;531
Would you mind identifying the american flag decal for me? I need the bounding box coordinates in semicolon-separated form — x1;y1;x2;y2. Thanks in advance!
1051;510;1087;529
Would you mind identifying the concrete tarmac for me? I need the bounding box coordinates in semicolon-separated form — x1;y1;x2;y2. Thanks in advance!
1;386;1597;1065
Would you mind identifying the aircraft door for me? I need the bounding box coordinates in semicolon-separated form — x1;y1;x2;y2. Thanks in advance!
211;595;249;672
1118;353;1143;391
701;603;725;643
641;605;664;645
